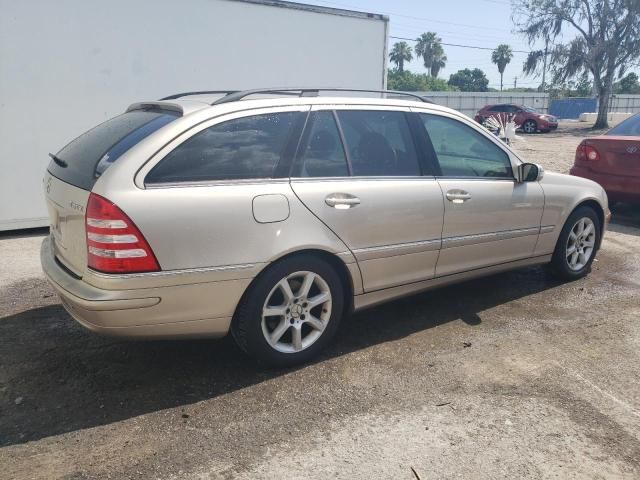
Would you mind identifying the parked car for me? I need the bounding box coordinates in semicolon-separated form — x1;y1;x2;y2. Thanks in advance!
571;113;640;204
42;88;609;366
475;104;559;134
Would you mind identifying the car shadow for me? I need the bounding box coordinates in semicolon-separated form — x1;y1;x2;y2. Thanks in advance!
610;202;640;230
0;266;562;447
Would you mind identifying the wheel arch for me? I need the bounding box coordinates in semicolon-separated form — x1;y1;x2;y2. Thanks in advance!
572;199;606;249
232;248;358;325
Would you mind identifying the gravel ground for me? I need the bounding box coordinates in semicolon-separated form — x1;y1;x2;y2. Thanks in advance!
1;123;639;479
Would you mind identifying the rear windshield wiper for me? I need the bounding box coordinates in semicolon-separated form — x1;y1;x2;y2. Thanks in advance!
49;153;67;168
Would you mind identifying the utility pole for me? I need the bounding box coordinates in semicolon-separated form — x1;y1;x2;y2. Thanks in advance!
541;39;548;92
514;76;518;89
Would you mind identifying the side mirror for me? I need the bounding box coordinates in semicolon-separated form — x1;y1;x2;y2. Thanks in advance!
518;162;544;182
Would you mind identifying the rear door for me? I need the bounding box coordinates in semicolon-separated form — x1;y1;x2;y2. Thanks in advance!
290;106;444;292
414;110;544;276
45;110;178;275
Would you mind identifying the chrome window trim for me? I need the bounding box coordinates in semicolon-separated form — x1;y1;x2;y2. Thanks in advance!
435;176;516;181
289;175;437;182
145;178;290;189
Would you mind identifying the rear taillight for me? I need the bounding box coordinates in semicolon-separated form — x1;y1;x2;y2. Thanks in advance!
85;193;160;273
576;143;601;162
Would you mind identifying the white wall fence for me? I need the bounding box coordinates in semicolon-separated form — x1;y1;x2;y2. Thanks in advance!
609;94;640;113
415;92;550;117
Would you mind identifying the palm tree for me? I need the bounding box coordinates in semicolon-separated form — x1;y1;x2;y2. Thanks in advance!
430;44;447;77
389;42;413;73
415;32;444;77
492;44;513;92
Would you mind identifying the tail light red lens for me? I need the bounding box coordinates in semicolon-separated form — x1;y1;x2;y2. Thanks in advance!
576;143;601;162
85;193;160;273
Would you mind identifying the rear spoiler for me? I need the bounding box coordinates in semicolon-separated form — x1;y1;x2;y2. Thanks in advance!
126;101;184;116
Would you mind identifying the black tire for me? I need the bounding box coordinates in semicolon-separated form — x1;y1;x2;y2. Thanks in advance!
547;206;601;281
522;119;537;134
231;254;345;367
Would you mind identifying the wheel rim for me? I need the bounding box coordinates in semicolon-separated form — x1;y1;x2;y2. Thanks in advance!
566;217;596;271
524;121;536;133
261;271;332;354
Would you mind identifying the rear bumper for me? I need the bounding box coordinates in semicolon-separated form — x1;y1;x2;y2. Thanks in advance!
570;166;640;202
41;236;252;338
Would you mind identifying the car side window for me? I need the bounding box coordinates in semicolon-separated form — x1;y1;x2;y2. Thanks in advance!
419;113;513;178
336;110;421;176
146;112;298;184
488;105;504;112
294;111;349;177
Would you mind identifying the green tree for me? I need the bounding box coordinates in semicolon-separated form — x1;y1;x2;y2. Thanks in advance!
513;0;640;129
447;68;490;92
387;69;456;92
614;72;640;94
491;44;513;92
415;32;445;77
430;44;447;77
389;42;413;73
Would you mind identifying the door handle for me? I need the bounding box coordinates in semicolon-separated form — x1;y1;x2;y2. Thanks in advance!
325;193;361;209
446;190;472;204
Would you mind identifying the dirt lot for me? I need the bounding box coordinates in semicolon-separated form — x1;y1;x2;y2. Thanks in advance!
1;123;639;479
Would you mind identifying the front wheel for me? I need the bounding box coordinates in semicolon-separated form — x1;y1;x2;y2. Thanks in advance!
547;206;600;280
231;255;344;367
522;119;537;134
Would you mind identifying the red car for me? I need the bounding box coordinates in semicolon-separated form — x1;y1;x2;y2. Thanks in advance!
571;113;640;204
475;104;559;134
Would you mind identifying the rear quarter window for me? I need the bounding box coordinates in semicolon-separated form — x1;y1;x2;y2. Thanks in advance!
48;110;178;190
145;112;300;184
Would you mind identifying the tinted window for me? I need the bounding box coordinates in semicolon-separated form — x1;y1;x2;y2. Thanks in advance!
607;113;640;136
295;111;349;177
49;110;178;190
488;105;505;112
420;114;513;178
146;112;298;184
337;110;420;176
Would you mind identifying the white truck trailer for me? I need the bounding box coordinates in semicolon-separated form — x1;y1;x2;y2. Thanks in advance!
0;0;388;230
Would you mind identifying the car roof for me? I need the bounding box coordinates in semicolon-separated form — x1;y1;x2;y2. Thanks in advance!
129;94;458;118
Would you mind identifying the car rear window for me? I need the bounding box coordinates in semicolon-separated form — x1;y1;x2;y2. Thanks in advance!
607;114;640;136
48;110;178;190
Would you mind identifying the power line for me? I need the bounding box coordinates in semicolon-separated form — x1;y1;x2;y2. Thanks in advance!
390;35;532;54
310;0;514;32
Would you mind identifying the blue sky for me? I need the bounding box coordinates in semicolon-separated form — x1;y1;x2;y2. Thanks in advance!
311;0;545;88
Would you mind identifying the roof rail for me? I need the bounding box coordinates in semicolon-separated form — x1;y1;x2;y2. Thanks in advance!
159;90;239;101
210;88;434;105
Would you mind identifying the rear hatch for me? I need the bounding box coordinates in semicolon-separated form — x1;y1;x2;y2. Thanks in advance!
45;109;179;276
584;136;640;177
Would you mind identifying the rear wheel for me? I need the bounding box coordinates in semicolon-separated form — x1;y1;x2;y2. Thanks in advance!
522;119;537;134
547;206;600;280
232;255;344;367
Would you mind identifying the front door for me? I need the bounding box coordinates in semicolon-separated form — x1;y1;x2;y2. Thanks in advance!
415;111;544;277
290;107;444;292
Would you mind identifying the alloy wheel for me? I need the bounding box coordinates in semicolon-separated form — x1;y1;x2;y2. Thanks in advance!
566;217;596;271
523;121;536;134
261;271;333;354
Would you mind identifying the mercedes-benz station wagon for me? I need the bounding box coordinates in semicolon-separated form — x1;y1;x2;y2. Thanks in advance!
41;88;610;366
